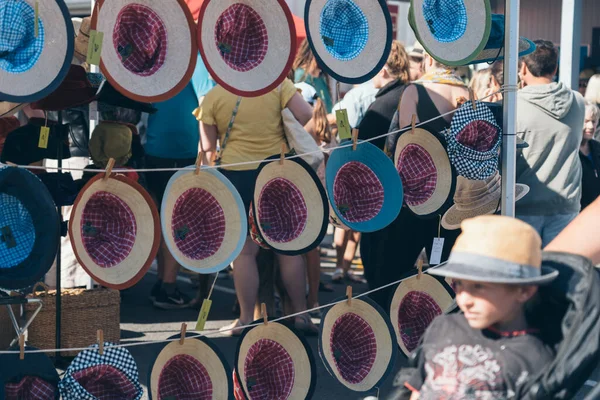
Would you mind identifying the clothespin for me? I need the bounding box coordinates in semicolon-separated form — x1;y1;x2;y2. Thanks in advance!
261;303;268;325
411;114;416;134
468;88;477;110
417;258;423;280
19;334;24;360
6;161;17;167
346;286;352;306
103;158;115;181
280;142;286;165
352;129;359;151
179;323;187;345
97;329;104;355
194;152;202;175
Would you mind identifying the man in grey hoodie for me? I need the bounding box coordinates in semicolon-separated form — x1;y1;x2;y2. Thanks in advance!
516;40;586;246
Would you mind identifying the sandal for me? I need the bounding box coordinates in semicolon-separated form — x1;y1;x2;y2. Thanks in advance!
308;303;323;319
219;319;245;337
331;268;344;284
345;270;367;284
294;314;319;336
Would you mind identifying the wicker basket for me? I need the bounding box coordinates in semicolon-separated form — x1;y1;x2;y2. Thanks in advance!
25;283;121;357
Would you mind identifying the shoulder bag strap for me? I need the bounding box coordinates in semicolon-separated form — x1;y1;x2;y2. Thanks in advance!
215;96;242;166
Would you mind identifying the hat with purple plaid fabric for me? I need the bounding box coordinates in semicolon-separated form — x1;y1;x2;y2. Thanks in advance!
253;154;329;255
319;296;397;392
59;343;143;400
0;345;59;400
69;173;160;290
149;333;233;400
91;0;198;102
326;140;403;232
0;166;59;290
390;273;454;356
161;166;247;274
0;0;73;103
235;320;317;400
305;0;393;84
395;128;456;219
198;0;296;97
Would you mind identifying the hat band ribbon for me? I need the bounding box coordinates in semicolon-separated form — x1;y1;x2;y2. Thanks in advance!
448;252;541;278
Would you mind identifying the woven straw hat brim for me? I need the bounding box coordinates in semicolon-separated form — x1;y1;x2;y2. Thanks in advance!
69;174;160;290
235;321;316;400
198;0;295;97
428;262;559;285
161;168;247;274
468;37;536;64
0;0;74;103
149;334;232;400
74;17;91;64
409;0;492;66
91;0;197;102
305;0;393;84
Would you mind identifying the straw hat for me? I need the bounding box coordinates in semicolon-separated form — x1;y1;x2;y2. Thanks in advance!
326;140;403;232
390;274;454;356
441;172;529;230
0;0;74;103
0;166;59;290
149;334;233;399
253;155;328;255
429;215;559;285
30;65;98;111
74;16;91;64
161;167;247;274
395;128;456;219
0;102;27;118
320;296;397;392
0;345;59;399
89;121;133;168
69;173;160;290
198;0;296;97
91;0;198;102
304;0;392;84
235;321;317;399
408;0;491;66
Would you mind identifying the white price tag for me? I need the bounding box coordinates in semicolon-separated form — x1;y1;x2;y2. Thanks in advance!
430;238;445;265
89;101;98;121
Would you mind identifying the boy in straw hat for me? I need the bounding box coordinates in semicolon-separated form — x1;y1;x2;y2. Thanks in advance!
403;215;558;399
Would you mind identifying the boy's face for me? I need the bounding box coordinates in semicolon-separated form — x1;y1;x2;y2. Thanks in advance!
454;279;537;330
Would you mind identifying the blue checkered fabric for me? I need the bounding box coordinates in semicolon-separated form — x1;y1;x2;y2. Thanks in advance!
58;343;143;400
422;0;467;43
319;0;369;61
446;101;502;180
0;189;35;269
0;0;45;74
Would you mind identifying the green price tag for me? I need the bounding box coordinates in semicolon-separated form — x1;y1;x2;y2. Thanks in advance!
34;2;39;38
335;109;352;140
38;126;49;149
87;30;104;66
195;299;212;331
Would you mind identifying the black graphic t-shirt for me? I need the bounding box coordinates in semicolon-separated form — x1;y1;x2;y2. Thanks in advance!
406;314;554;399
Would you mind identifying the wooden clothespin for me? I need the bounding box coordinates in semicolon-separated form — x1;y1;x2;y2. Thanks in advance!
468;88;477;110
19;334;24;360
179;323;187;345
351;129;359;151
194;152;202;175
346;286;352;306
6;161;17;167
261;303;268;325
280;142;286;165
417;258;423;280
411;114;417;134
103;158;115;181
97;329;104;355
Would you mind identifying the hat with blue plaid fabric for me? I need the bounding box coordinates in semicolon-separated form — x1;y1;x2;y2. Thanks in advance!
0;345;60;400
0;165;59;290
305;0;393;83
0;0;74;103
409;0;492;66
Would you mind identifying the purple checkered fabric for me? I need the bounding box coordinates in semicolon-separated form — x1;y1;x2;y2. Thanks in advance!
81;191;136;268
158;354;213;400
72;364;139;399
214;3;268;72
243;339;295;399
397;144;438;206
330;313;377;384
113;4;167;77
171;188;226;260
456;120;499;152
398;291;442;352
333;161;384;223
258;178;308;243
4;376;57;400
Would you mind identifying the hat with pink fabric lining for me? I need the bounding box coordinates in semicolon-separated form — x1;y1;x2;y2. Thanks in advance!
0;345;59;400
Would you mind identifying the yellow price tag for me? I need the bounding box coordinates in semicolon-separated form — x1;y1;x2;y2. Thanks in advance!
195;299;212;331
38;127;49;149
335;109;352;140
87;30;104;66
34;2;39;38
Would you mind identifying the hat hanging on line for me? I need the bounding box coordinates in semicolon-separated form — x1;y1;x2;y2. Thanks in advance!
319;295;397;393
252;154;329;255
69;172;160;290
408;0;492;66
91;0;198;103
73;16;91;65
30;65;98;111
0;166;59;291
390;273;454;357
304;0;392;84
0;0;74;103
441;172;529;230
89;121;133;169
395;128;456;219
326;139;403;232
162;166;248;274
234;319;317;400
59;343;143;400
149;333;233;400
198;0;296;97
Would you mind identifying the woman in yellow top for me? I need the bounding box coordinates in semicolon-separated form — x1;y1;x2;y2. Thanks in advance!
198;78;315;335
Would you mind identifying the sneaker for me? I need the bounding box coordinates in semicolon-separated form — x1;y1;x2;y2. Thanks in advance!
149;280;162;302
153;288;193;310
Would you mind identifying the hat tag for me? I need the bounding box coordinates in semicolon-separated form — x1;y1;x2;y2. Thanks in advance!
117;43;134;60
247;377;257;391
175;225;189;241
338;204;350;215
0;226;16;249
260;222;272;230
333;348;342;361
82;221;98;237
218;42;232;55
402;326;413;337
322;36;335;47
426;19;435;34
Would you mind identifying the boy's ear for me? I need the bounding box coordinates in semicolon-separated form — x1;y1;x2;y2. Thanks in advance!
518;285;538;303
